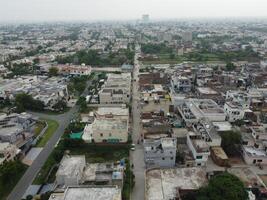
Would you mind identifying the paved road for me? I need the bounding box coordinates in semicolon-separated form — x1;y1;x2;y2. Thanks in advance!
6;78;94;200
131;46;146;200
7;106;79;200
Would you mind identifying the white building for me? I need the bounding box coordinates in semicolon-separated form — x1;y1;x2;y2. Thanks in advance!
99;73;131;104
56;155;86;186
48;186;122;200
178;99;226;126
83;118;128;143
241;125;267;165
144;138;177;168
171;75;191;93
187;132;210;166
224;102;246;122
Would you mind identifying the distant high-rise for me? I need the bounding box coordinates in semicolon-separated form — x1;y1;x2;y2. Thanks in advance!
142;14;149;23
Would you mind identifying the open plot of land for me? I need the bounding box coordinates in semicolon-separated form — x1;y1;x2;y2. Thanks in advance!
141;99;172;113
69;144;129;163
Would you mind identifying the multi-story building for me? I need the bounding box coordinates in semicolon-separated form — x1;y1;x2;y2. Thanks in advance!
144;138;177;168
0;113;36;151
241;125;267;165
224;101;246;122
99;73;131;104
83;118;128;143
56;155;86;186
187;132;210;166
178;99;226;126
171;75;191;93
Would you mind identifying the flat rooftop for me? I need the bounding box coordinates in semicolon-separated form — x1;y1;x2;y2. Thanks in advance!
93;119;128;130
146;167;208;200
161;138;177;148
96;107;129;116
64;186;121;200
57;155;85;177
197;87;218;95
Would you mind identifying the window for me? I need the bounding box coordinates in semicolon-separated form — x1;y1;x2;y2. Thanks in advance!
258;160;262;163
170;157;173;160
196;155;203;159
109;133;112;137
162;157;165;160
100;133;103;137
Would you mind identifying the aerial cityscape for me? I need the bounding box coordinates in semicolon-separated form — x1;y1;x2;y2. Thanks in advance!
0;1;267;200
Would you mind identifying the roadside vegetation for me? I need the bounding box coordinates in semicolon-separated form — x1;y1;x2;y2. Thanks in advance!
34;121;46;137
0;161;28;200
35;119;59;147
33;122;130;185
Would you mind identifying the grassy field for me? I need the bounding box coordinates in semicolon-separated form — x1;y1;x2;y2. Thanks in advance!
36;119;59;147
69;144;129;163
34;121;46;137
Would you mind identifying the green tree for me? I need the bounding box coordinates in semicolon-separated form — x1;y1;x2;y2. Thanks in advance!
197;173;248;200
225;62;236;71
48;67;59;76
15;93;44;112
52;99;67;111
220;130;241;156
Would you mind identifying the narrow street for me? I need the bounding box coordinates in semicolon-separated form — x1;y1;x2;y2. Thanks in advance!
131;45;145;200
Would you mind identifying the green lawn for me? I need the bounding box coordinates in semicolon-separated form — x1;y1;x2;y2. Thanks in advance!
36;119;59;147
34;121;46;137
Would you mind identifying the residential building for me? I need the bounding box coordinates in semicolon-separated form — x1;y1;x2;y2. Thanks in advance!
177;99;226;126
48;186;121;200
144;137;177;168
0;113;36;150
186;132;210;166
56;155;86;186
241;125;267;165
192;121;222;147
0;76;69;110
56;64;92;76
83;118;128;143
171;75;191;93
224;101;246;122
99;73;131;104
146;167;208;200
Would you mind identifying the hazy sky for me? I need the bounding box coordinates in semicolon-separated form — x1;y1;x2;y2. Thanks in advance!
0;0;267;22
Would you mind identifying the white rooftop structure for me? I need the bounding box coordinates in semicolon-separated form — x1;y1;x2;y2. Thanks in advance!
56;155;86;186
49;186;121;200
146;167;207;200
